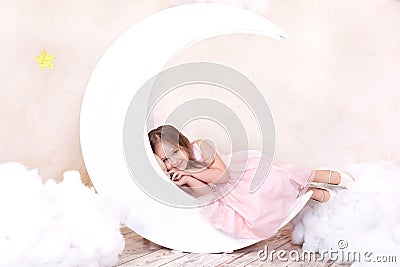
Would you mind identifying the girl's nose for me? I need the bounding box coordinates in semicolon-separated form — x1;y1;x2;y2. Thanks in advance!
165;160;173;171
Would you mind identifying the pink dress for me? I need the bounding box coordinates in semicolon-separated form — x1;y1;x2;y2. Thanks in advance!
191;142;314;240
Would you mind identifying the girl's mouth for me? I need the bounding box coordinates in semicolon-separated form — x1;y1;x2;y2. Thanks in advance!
176;161;183;169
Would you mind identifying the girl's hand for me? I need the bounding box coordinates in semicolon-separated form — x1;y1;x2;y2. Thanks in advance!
172;175;192;186
168;169;191;182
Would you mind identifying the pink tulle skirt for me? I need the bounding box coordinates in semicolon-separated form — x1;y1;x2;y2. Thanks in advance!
198;150;314;239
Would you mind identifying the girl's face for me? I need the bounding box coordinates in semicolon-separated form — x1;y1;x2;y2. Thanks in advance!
155;141;189;171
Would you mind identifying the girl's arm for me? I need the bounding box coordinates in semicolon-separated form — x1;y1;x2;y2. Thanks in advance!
190;139;229;184
173;175;214;197
169;140;229;184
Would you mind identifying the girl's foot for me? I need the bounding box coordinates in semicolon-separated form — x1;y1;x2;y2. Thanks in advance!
307;187;336;203
312;169;355;188
313;170;340;184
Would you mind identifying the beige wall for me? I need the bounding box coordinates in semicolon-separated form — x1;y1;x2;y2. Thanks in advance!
0;0;170;184
1;0;399;183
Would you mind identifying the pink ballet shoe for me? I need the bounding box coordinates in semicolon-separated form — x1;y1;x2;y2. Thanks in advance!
314;168;355;189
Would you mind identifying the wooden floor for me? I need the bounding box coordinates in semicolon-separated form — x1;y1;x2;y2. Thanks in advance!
115;225;350;267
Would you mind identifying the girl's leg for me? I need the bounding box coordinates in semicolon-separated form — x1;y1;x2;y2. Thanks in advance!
306;187;332;202
311;170;341;184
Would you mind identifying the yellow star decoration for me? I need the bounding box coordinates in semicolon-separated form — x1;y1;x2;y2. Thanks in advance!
35;49;55;71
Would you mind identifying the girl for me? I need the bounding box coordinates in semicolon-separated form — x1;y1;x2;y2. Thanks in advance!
148;125;354;239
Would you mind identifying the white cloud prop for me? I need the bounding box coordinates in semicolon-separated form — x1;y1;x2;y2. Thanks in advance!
0;162;128;267
291;160;400;266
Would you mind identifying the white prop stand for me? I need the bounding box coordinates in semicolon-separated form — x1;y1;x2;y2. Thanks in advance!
80;3;309;253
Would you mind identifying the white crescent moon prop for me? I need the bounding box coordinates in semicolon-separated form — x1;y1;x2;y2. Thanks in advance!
80;3;303;253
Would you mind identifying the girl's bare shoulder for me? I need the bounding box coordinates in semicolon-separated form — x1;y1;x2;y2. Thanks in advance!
192;139;203;146
192;139;214;150
193;139;217;164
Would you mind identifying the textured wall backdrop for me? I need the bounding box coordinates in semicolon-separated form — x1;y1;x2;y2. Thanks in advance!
0;0;399;185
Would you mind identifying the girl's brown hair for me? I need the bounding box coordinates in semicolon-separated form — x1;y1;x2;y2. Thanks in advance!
148;125;207;169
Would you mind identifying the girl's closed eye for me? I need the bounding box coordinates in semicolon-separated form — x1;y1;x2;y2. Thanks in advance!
173;149;179;155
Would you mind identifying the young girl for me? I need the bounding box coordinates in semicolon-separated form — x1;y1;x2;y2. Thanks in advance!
148;125;354;239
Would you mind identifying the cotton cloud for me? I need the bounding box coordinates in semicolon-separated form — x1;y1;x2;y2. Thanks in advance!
0;162;128;267
291;160;400;266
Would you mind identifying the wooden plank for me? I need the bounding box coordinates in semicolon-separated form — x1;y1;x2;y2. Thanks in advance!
122;231;144;243
194;254;239;267
195;252;244;267
118;248;188;267
220;241;292;267
161;253;228;267
117;247;162;265
120;225;134;235
116;224;351;267
158;227;292;267
208;226;293;267
116;232;163;265
286;261;332;267
328;262;351;267
159;240;288;267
